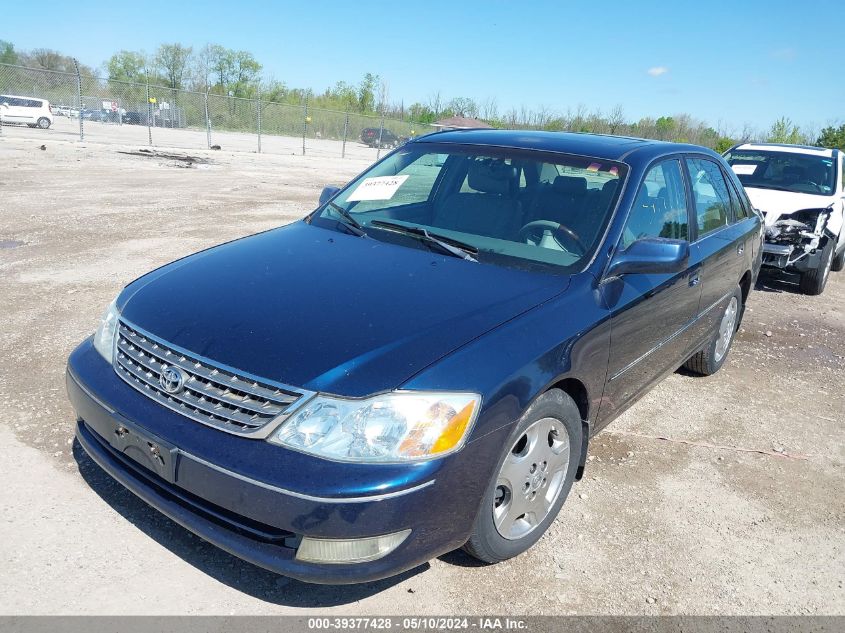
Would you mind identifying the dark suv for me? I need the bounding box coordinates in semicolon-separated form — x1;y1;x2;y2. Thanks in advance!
68;130;761;584
361;127;401;148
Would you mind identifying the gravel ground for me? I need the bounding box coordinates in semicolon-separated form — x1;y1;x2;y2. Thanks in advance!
0;132;843;615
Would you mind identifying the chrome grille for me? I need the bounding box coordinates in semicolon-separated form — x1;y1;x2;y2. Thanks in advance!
114;321;303;435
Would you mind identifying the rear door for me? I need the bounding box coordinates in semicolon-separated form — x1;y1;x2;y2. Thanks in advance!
683;155;746;349
22;99;42;123
599;157;700;423
2;97;26;123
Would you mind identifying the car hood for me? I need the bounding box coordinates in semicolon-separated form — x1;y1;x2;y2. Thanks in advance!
118;221;569;396
745;187;834;226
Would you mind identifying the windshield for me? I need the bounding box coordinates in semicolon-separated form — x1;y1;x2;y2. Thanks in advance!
312;144;627;272
725;149;836;196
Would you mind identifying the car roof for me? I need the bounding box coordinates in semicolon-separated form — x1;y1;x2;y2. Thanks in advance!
0;94;45;100
733;142;834;157
412;129;718;164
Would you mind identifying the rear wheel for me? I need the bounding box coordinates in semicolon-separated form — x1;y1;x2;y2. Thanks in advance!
799;239;834;295
463;389;582;563
684;286;742;376
36;117;50;129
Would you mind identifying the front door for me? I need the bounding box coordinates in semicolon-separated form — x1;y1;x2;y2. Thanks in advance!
598;157;700;425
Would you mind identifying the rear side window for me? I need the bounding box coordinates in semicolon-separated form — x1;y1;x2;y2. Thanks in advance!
26;99;42;108
621;159;689;248
724;173;748;220
686;157;731;237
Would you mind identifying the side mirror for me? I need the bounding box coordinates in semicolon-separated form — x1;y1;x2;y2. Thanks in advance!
607;238;690;277
319;186;341;206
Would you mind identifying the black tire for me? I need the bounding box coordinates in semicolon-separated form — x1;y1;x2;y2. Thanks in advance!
36;117;50;129
684;285;742;376
799;238;834;295
462;389;582;563
831;243;845;272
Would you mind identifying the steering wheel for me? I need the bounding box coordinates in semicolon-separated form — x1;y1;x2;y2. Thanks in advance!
518;220;586;255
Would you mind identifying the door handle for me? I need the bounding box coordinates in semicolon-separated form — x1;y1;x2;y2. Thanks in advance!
689;272;700;287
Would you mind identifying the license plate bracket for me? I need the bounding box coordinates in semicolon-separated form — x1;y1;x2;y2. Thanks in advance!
98;416;179;484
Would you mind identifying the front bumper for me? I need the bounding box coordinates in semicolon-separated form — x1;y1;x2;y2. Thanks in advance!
762;241;825;272
68;338;493;584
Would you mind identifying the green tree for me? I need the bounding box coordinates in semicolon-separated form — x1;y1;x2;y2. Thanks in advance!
106;50;148;83
816;124;845;150
714;137;736;154
357;73;379;113
155;43;193;90
205;46;261;97
324;80;357;109
766;117;804;144
0;40;16;64
655;115;675;140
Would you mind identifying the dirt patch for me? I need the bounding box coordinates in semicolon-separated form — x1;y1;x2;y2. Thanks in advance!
117;148;211;167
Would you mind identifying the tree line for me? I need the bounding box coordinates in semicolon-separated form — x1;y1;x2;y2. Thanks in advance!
2;39;843;151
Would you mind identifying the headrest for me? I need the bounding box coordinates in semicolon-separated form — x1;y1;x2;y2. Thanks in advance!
467;159;517;194
601;179;619;194
783;165;805;178
553;175;587;194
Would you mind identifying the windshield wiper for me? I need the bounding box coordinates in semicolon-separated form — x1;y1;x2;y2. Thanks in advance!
326;201;367;237
369;220;478;262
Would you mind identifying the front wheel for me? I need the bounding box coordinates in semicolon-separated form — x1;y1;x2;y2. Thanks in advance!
799;239;834;295
462;389;582;563
36;117;51;129
684;286;742;376
831;243;845;272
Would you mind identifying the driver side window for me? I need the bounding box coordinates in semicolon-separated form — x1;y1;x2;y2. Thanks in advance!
621;159;689;249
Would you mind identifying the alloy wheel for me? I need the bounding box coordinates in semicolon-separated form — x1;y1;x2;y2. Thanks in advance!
714;296;738;363
493;417;570;540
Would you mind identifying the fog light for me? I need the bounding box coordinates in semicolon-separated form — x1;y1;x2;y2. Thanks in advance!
295;529;411;564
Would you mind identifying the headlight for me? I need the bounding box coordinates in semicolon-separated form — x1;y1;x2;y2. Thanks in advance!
92;298;120;362
269;391;481;462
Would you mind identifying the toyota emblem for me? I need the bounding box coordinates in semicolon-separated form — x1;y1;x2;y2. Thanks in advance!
159;365;185;394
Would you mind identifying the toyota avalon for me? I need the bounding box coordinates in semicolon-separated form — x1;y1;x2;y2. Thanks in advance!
67;130;762;583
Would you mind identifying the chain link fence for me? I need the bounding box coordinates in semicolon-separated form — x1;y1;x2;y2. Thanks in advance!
0;62;433;158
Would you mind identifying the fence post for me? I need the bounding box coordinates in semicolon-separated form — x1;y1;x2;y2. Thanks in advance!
204;88;211;149
73;59;84;142
302;94;308;156
145;72;152;146
376;108;385;160
256;89;262;154
342;108;349;159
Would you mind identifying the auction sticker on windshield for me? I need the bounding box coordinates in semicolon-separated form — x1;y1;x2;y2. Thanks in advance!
347;175;410;201
731;164;758;175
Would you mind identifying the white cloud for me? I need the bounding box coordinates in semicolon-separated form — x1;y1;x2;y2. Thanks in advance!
647;66;669;77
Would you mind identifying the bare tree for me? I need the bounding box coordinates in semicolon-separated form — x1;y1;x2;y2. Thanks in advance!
608;104;625;134
427;91;443;119
480;96;498;121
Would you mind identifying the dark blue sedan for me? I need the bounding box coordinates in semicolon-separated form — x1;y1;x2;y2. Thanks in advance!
67;130;762;583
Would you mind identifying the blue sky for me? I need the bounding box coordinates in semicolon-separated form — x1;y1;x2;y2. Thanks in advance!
4;0;843;132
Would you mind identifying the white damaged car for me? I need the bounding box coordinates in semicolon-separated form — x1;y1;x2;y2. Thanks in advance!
725;143;845;295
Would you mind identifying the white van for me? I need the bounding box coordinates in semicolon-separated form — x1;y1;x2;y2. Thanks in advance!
0;95;53;129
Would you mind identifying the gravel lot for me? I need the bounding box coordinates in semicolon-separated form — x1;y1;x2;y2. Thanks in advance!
0;130;843;615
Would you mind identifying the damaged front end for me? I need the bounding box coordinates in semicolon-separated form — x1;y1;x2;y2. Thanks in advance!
761;206;833;271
